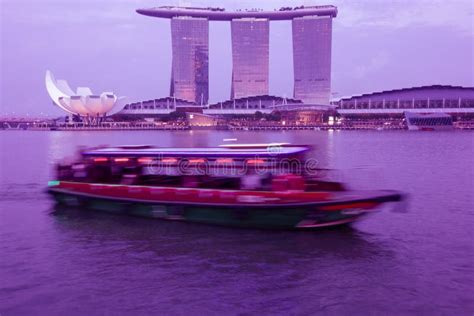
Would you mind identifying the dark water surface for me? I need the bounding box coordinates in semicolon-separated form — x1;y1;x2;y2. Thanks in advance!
1;130;473;315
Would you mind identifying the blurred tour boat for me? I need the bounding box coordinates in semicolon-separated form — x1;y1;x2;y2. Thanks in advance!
47;144;402;230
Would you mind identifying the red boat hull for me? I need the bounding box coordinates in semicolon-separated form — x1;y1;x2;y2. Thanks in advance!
48;181;402;230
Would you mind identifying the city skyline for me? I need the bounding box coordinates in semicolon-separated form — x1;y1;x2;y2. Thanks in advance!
1;0;473;116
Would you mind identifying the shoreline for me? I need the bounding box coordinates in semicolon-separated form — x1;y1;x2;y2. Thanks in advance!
1;124;473;131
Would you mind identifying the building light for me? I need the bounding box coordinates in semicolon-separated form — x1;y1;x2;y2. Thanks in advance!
328;116;334;126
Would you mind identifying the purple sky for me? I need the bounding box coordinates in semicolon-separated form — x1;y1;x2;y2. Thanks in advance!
1;0;473;116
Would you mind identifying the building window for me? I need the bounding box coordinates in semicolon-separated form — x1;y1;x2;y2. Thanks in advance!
372;101;383;109
399;100;412;109
385;101;397;109
429;100;443;108
445;99;459;108
461;99;474;108
414;100;428;108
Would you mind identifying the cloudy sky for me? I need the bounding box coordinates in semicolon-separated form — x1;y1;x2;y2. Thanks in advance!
1;0;473;116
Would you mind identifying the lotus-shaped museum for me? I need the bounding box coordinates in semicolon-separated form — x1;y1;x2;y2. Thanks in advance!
45;70;125;117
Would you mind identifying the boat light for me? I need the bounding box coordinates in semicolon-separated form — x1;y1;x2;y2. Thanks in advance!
188;158;206;164
138;157;153;164
161;158;178;164
247;159;265;164
114;158;130;163
216;158;234;164
93;157;108;163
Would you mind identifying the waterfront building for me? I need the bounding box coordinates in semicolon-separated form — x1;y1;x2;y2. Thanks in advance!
332;85;474;127
231;18;269;99
115;95;332;125
114;97;202;120
205;95;303;115
186;112;225;128
279;109;327;125
293;16;333;105
333;85;474;114
137;5;337;104
45;71;125;123
170;17;209;105
204;95;333;126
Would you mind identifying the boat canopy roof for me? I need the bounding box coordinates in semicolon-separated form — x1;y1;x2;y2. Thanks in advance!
82;144;310;158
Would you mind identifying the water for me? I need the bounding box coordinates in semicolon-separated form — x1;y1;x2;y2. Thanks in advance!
1;130;473;315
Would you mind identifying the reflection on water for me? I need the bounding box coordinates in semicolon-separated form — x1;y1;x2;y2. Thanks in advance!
50;203;394;262
48;203;400;314
1;130;473;314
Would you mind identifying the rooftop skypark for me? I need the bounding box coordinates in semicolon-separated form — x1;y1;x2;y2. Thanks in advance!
136;5;338;21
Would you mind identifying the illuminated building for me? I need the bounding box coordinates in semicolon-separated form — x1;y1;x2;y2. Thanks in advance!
292;16;333;105
231;18;269;99
137;5;338;104
170;17;209;104
45;70;125;119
